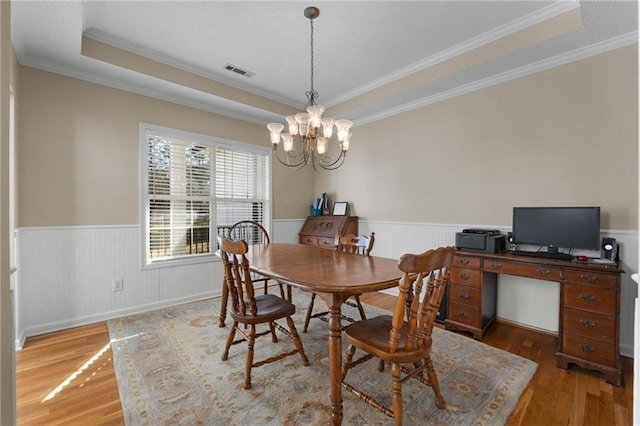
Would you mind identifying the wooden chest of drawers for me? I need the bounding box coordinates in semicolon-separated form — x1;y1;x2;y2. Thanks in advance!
298;216;358;249
557;268;622;385
446;253;497;340
444;250;623;386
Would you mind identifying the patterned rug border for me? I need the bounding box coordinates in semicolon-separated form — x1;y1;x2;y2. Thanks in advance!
108;294;538;425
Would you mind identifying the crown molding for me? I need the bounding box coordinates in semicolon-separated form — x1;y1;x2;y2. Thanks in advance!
83;28;301;109
19;28;637;129
327;0;581;107
19;55;278;126
355;31;638;126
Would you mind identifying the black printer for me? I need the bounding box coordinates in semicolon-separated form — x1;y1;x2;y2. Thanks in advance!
455;228;505;253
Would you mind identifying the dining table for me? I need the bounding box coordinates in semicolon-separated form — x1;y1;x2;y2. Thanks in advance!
219;242;403;425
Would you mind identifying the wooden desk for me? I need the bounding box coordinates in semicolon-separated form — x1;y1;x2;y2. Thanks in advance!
445;250;624;385
238;243;401;425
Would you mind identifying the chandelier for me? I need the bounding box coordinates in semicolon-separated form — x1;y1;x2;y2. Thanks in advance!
267;6;353;171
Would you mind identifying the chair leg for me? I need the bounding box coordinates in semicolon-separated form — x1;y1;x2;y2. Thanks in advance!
285;316;309;365
269;321;278;343
303;293;316;333
218;282;229;327
391;362;404;426
221;321;237;361
244;324;256;390
425;357;446;409
341;344;356;381
354;295;367;320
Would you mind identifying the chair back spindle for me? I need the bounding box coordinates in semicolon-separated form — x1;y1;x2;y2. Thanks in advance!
390;247;454;354
221;238;258;317
336;232;375;256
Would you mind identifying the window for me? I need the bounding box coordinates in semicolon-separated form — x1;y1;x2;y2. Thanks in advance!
141;124;271;267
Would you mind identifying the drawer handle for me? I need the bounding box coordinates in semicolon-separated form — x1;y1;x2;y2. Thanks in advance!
459;273;470;280
580;319;597;328
580;344;596;353
458;258;470;265
537;268;551;276
580;273;598;283
458;292;470;300
579;294;597;303
458;312;470;319
489;261;502;269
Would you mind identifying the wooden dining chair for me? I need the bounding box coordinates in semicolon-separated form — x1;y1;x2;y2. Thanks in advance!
219;237;309;390
303;232;375;333
341;246;455;425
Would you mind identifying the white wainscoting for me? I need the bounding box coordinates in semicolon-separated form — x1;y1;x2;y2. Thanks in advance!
15;220;637;358
15;225;223;349
277;219;638;357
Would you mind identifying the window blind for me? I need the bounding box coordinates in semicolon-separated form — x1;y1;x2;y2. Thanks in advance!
143;126;270;265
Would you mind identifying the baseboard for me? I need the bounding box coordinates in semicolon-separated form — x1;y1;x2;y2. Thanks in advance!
19;291;220;345
495;316;558;337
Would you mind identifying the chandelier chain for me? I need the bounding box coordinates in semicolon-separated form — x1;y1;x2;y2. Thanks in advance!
310;18;314;95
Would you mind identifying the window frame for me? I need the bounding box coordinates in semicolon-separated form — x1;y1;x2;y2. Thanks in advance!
139;123;272;269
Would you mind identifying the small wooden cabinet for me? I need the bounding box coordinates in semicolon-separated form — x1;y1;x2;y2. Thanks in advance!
445;250;623;386
299;216;358;249
447;254;497;339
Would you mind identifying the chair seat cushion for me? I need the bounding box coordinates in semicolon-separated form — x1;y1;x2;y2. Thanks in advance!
230;294;295;324
344;315;431;364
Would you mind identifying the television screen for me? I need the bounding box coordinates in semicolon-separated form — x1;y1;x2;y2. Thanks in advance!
512;207;601;251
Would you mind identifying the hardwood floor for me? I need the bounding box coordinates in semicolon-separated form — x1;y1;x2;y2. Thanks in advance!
16;292;634;425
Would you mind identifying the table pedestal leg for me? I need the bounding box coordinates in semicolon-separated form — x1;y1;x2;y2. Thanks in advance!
327;293;347;425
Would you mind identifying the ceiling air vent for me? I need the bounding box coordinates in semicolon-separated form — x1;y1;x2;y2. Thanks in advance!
224;63;255;78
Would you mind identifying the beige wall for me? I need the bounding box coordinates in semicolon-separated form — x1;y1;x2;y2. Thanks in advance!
317;45;638;231
17;66;313;227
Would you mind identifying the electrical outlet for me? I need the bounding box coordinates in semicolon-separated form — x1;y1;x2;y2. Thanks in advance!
112;278;124;292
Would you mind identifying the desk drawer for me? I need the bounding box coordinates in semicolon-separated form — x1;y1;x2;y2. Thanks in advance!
563;307;615;342
453;255;481;269
318;237;336;248
449;283;480;307
564;283;615;315
564;270;618;290
482;259;561;280
300;236;318;246
448;302;480;327
450;267;481;287
563;332;617;366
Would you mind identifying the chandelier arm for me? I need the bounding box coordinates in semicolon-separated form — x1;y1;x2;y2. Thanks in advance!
273;147;308;169
314;150;347;171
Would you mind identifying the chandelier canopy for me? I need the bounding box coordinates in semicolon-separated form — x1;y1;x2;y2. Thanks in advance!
267;6;353;171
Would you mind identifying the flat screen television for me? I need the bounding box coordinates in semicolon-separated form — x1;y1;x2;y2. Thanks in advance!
512;207;601;256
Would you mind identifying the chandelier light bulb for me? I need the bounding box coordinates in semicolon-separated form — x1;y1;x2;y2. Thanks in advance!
295;112;311;136
282;133;294;152
306;105;325;128
321;118;335;138
267;122;284;145
335;119;353;142
342;132;352;152
285;115;299;136
317;137;328;155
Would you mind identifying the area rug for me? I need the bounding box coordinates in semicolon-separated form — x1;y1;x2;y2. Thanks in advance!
108;294;537;425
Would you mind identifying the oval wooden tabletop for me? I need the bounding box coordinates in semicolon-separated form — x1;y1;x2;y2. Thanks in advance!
246;243;401;294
